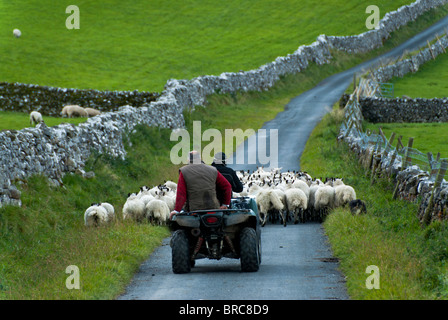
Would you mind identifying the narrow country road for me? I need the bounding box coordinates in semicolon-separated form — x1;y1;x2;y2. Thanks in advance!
229;14;448;172
118;223;347;300
118;16;448;301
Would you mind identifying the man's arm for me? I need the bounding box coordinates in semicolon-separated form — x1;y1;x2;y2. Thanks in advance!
170;172;186;219
231;170;244;193
216;171;232;206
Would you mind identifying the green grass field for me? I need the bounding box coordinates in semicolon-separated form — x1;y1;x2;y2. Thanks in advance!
301;106;448;299
0;111;86;130
0;0;412;92
363;122;448;159
391;49;448;98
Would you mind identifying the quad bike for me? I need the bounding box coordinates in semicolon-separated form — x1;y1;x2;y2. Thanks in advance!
169;197;262;274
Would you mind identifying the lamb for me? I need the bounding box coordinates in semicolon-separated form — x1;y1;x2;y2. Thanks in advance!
314;185;335;221
145;199;170;225
256;189;284;227
84;203;115;227
84;107;101;117
30;111;43;126
61;105;88;118
285;188;308;224
122;197;146;222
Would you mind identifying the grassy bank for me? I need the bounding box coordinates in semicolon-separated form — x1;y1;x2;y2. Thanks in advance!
0;125;177;299
300;106;448;299
0;0;412;92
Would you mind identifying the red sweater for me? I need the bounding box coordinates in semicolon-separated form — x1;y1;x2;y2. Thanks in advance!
174;171;232;212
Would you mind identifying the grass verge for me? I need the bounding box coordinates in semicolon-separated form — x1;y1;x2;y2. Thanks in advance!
300;105;448;299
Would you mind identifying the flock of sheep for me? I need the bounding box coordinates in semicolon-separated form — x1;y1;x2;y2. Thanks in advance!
29;105;102;126
233;167;359;226
84;181;177;227
84;167;364;228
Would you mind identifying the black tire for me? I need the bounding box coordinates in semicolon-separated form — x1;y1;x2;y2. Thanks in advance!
239;227;260;272
171;230;191;274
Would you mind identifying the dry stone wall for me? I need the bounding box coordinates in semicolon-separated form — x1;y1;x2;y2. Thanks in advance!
1;0;447;207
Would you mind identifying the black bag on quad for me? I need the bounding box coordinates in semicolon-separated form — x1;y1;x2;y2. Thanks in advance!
169;196;262;274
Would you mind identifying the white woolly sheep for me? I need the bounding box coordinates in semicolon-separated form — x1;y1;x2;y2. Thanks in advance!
334;184;357;208
164;180;177;191
61;105;88;118
84;203;114;227
291;179;310;199
256;189;284;227
145;199;170;225
285;188;308;224
314;185;335;221
13;29;21;38
30;111;43;126
154;190;175;212
122;198;146;222
100;202;115;218
84;107;101;117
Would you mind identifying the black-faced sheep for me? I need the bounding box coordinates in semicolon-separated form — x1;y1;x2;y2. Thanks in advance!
145;199;170;225
84;202;115;227
314;185;335;221
256;189;284;227
285;188;308;224
122;196;146;222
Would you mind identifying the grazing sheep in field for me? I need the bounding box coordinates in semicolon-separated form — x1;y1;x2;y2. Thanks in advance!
84;107;101;117
61;105;88;118
13;29;21;38
30;111;43;126
314;185;335;221
84;203;114;227
122;198;145;222
285;188;308;224
256;189;284;227
349;199;367;215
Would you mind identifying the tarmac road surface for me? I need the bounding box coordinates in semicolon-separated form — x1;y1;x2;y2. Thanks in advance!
118;16;448;300
117;223;348;300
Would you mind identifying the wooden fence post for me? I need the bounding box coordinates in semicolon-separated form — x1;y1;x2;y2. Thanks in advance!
393;137;413;199
422;159;448;226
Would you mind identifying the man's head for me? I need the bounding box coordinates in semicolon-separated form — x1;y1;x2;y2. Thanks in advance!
213;152;227;165
189;150;201;164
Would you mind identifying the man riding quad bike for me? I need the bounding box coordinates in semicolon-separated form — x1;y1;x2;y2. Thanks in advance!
168;151;261;273
169;196;262;273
